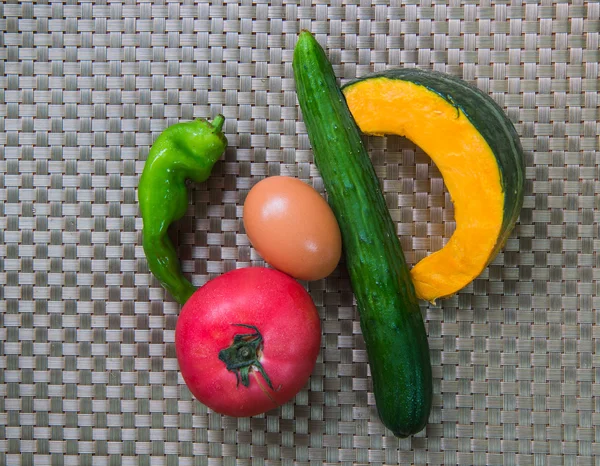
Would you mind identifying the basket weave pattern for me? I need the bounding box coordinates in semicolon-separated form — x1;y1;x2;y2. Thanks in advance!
1;1;599;464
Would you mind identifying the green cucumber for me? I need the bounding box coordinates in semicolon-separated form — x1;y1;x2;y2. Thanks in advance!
293;31;432;437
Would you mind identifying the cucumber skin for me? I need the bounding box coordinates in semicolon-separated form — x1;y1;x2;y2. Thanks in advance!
293;31;433;438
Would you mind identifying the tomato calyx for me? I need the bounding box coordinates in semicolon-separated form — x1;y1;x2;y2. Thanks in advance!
218;324;274;390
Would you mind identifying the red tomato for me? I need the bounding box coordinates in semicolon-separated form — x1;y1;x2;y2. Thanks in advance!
175;267;321;417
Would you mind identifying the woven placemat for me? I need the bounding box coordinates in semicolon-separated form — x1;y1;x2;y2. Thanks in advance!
1;0;600;464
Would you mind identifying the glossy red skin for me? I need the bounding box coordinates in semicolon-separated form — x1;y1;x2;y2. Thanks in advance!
175;267;321;417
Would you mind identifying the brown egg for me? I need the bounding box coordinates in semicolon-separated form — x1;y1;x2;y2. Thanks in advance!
243;176;342;281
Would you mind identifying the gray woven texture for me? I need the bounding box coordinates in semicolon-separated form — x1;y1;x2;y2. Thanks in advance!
1;0;600;464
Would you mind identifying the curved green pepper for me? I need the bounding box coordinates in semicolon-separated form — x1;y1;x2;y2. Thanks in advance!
139;116;228;304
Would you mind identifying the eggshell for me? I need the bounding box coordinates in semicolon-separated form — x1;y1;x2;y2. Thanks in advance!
243;176;342;281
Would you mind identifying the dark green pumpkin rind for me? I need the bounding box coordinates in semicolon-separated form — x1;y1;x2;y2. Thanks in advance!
293;32;432;438
343;69;525;260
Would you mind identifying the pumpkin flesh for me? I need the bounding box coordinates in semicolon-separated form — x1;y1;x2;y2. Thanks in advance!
343;78;504;302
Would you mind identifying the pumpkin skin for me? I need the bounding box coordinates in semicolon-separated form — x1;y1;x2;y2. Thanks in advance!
342;69;525;302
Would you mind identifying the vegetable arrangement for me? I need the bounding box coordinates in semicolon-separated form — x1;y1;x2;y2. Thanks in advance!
139;119;326;417
139;30;523;437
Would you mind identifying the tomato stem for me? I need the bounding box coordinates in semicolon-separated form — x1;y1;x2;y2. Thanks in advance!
218;324;274;390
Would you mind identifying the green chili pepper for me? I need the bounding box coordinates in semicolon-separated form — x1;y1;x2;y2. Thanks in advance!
139;116;227;304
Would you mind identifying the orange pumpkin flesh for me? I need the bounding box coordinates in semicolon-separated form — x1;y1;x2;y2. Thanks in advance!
343;78;504;302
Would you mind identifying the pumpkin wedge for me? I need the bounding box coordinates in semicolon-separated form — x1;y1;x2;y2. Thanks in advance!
342;69;525;302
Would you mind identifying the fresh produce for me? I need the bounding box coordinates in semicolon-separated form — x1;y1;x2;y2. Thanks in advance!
342;70;525;302
138;116;228;304
175;267;321;417
243;176;342;281
293;31;432;437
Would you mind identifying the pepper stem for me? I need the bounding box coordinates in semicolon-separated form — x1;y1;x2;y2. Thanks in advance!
211;114;225;132
218;324;274;389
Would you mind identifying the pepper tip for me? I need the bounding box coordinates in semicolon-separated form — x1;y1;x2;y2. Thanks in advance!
212;114;225;132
